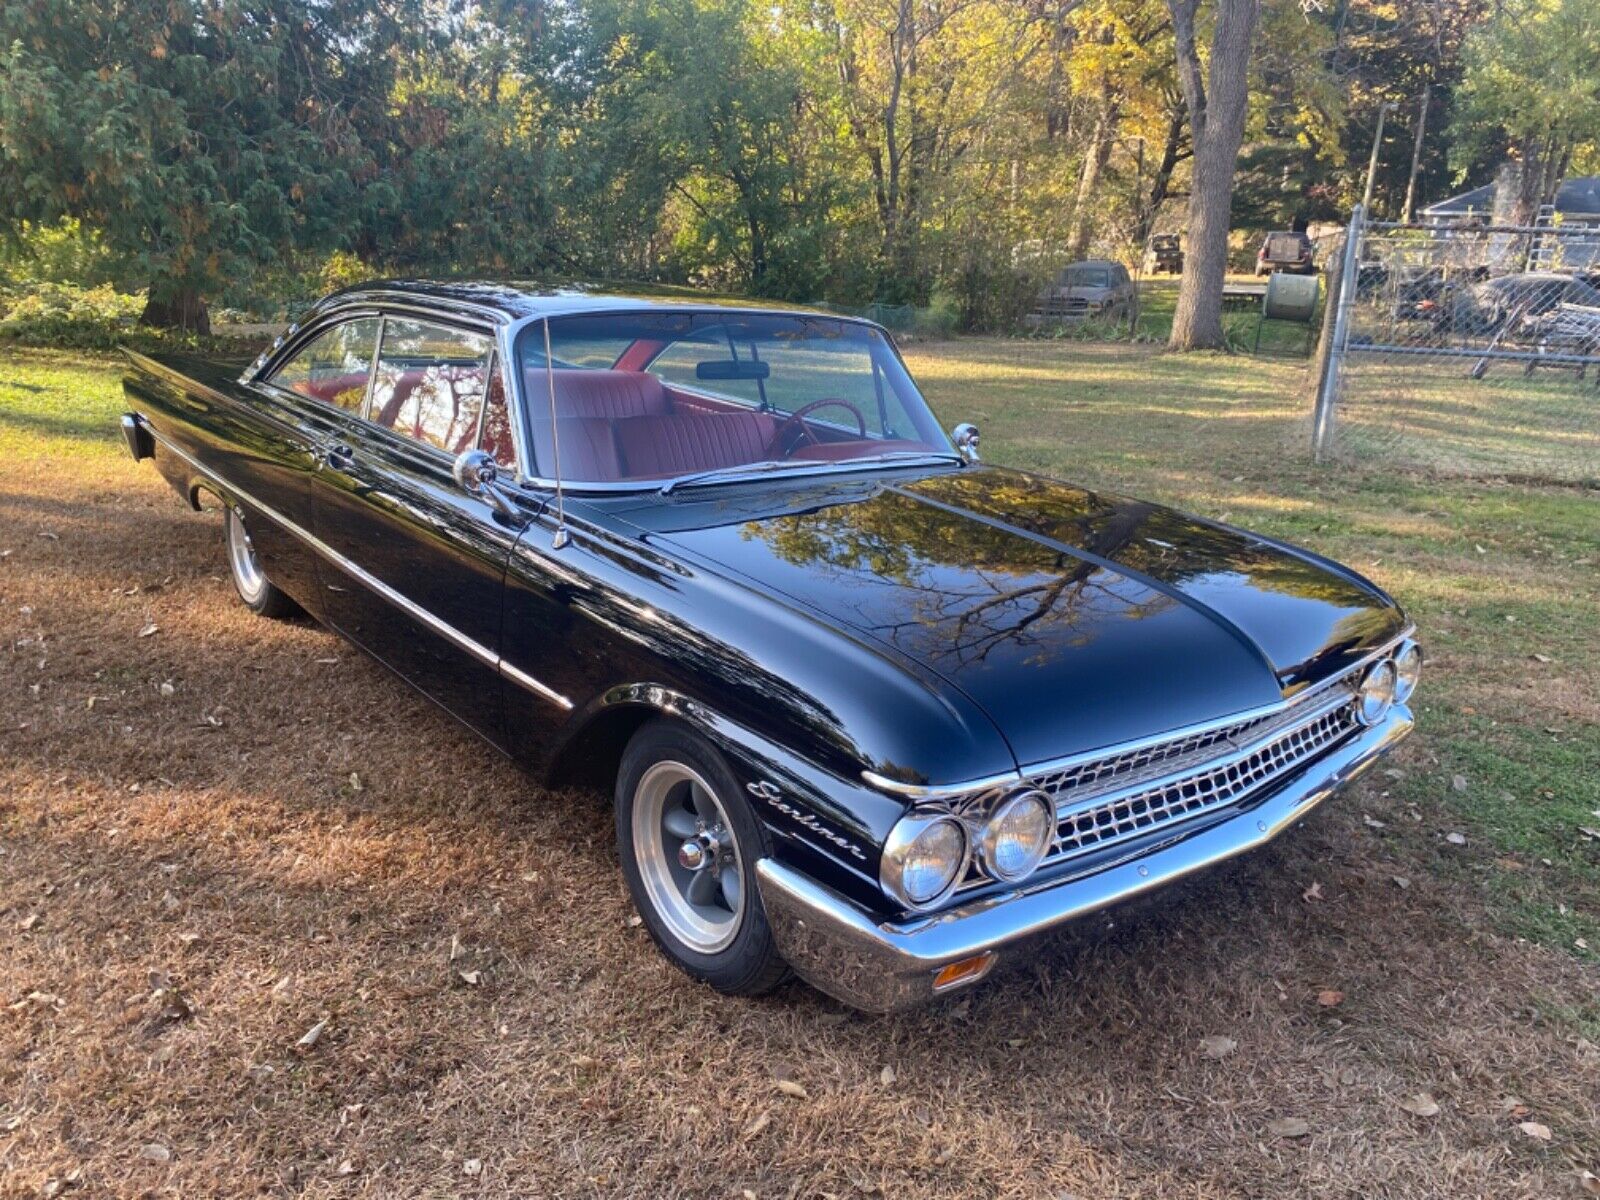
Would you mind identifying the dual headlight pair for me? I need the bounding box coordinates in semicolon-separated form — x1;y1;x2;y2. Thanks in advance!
880;789;1054;911
1356;638;1422;727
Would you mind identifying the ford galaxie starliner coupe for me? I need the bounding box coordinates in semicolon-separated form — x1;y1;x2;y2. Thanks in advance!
121;282;1420;1011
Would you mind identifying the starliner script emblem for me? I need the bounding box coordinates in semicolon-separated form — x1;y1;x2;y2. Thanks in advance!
747;780;868;861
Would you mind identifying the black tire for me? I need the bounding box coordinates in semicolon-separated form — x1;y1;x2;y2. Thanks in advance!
615;718;790;997
224;506;301;619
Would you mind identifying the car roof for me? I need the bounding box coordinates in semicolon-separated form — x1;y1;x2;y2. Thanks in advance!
314;279;842;324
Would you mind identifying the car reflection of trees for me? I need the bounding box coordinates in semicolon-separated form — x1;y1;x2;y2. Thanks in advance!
740;488;1175;670
738;470;1391;671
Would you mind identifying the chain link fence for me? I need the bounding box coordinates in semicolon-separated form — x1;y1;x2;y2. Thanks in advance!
1313;208;1600;486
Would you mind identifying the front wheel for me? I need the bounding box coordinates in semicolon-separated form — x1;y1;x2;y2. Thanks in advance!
224;507;300;619
616;719;789;997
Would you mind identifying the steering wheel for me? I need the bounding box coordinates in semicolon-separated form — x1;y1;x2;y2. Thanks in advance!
768;398;869;459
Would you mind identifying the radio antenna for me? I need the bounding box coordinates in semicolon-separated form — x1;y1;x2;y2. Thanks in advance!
542;317;570;550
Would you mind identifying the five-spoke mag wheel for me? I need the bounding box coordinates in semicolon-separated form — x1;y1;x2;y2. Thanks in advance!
616;719;789;996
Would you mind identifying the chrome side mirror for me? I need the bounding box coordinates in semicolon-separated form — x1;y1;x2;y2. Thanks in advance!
453;449;521;521
951;422;981;463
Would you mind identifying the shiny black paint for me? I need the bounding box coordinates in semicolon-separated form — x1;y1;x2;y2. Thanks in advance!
122;283;1410;923
308;409;521;747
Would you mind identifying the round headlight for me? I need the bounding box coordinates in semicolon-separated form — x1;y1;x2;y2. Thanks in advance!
1393;641;1422;703
1356;658;1397;726
881;813;968;909
979;789;1054;883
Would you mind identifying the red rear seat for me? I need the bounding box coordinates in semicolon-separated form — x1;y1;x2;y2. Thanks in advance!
535;368;671;419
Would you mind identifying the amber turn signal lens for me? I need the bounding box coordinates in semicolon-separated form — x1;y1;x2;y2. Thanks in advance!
931;952;997;993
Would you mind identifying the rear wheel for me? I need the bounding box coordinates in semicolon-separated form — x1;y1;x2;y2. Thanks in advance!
616;719;789;997
224;507;300;619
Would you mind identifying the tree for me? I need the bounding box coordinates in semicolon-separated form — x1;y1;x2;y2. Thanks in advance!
1450;0;1600;224
0;0;411;330
1166;0;1261;350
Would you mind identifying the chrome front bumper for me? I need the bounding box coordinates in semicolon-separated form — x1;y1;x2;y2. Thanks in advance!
756;705;1413;1012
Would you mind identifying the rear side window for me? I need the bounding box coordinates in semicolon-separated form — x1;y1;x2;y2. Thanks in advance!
269;318;379;410
368;319;493;454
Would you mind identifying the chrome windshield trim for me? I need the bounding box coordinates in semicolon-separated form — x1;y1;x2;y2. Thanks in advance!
858;627;1414;802
137;418;573;711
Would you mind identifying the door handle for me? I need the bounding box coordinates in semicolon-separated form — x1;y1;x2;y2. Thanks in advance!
314;442;355;470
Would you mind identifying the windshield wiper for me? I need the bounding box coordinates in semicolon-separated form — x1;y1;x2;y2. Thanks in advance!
658;460;809;495
658;451;964;496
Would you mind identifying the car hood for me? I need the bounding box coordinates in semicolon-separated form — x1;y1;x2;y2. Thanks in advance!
627;466;1406;769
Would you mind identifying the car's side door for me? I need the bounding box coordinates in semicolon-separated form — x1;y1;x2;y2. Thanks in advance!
303;311;526;748
230;314;384;617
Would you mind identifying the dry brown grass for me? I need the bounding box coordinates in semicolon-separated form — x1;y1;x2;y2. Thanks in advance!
3;349;1598;1198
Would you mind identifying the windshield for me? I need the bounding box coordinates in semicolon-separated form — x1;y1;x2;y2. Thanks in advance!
1064;267;1111;287
515;311;954;486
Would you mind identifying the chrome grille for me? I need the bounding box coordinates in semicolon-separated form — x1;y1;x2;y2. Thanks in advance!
1030;699;1324;800
1042;701;1357;866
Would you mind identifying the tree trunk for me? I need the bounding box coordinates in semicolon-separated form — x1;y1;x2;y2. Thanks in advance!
1167;0;1261;352
1065;94;1121;260
140;286;211;335
1401;82;1431;224
1135;101;1189;246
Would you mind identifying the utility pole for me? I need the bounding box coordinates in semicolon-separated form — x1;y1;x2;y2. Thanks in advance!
1402;83;1431;223
1362;101;1397;215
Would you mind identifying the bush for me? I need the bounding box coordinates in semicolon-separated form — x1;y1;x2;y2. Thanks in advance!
0;282;144;348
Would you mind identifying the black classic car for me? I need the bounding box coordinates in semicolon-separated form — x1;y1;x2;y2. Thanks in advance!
120;282;1420;1011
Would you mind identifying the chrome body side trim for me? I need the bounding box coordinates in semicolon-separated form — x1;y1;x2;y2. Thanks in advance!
858;628;1414;801
136;416;573;711
760;704;1413;1012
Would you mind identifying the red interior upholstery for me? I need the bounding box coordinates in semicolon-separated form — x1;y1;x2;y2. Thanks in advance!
291;371;369;408
537;368;672;419
530;416;623;481
613;412;778;478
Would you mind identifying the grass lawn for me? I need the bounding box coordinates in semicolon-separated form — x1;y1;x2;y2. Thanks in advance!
2;341;1596;1197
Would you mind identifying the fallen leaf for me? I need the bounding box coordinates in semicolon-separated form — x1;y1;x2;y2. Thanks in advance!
1199;1035;1237;1060
1500;1096;1530;1118
138;1143;171;1162
296;1018;328;1050
458;970;483;986
1363;814;1387;830
19;913;40;931
1576;1169;1599;1196
1317;989;1345;1007
137;623;159;639
879;1064;897;1086
1267;1117;1310;1139
1519;1121;1552;1141
1301;882;1324;902
775;1080;808;1100
742;1111;771;1139
1397;1092;1440;1117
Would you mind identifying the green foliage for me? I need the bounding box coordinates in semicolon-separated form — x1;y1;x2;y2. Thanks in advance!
0;0;413;325
0;281;142;348
1450;0;1600;187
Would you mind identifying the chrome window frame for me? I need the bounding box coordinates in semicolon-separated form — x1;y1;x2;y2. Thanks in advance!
249;298;530;482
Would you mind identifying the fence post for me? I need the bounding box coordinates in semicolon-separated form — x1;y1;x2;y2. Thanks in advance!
1312;203;1363;462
